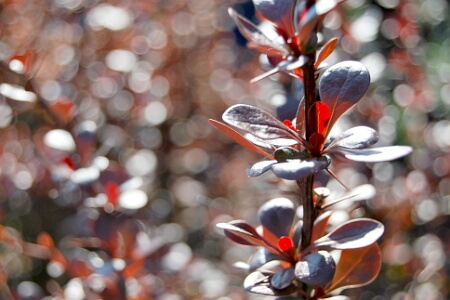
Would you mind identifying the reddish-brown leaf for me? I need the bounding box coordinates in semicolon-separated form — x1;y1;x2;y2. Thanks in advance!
208;119;274;159
37;232;54;248
311;211;332;242
315;38;339;69
217;221;265;247
326;243;382;292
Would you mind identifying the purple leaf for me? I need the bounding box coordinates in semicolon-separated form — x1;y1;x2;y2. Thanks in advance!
247;160;277;177
244;271;296;296
223;104;297;140
313;218;384;250
228;8;289;57
249;248;281;271
259;198;295;239
295;251;336;285
319;61;370;139
250;56;308;83
216;221;264;247
253;0;296;36
271;159;328;180
335;145;413;162
326;126;378;150
271;267;295;290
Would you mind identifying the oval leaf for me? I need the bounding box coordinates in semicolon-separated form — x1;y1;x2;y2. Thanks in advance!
326;126;378;150
223;104;297;140
253;0;296;36
295;251;336;285
259;198;295;240
313;218;384;250
244;271;296;296
271;267;295;290
209;119;274;159
336;145;413;162
315;38;339;69
271;159;328;180
319;61;370;139
217;221;264;247
228;8;288;57
247;160;278;177
326;243;382;293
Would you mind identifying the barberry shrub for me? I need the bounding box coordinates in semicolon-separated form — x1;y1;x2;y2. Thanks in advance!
211;0;412;299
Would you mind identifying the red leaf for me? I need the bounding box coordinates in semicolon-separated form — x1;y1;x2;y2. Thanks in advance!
105;181;120;205
308;102;331;136
311;211;332;242
326;243;382;292
37;232;54;248
208;119;274;159
315;38;339;69
217;221;265;247
49;97;76;124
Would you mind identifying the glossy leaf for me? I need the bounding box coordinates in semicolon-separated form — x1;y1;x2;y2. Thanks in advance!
249;248;281;271
228;8;288;57
326;126;378;150
222;104;298;141
326;243;382;292
247;160;277;177
259;198;295;239
315;38;339;69
244;271;296;296
336;145;413;162
313;218;384;250
271;267;295;290
295;251;336;285
217;221;264;247
209;119;274;159
250;56;308;83
315;0;340;16
44;129;76;152
309;101;331;135
271;159;328;180
319;61;370;139
253;0;296;36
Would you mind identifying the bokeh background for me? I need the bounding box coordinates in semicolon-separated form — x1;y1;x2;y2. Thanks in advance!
0;0;448;299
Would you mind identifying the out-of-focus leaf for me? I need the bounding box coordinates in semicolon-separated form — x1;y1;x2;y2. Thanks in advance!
228;8;289;57
271;159;328;180
70;167;100;185
0;83;37;103
311;211;332;242
118;189;148;210
326;243;382;293
259;198;295;239
247;160;277;177
295;251;336;285
223;104;298;141
209;119;274;159
326;126;378;150
335;146;413;162
271;267;295;290
217;221;264;247
44;129;76;152
319;296;350;300
253;0;296;36
315;38;339;69
48;97;76;124
319;61;370;139
315;0;340;15
37;232;54;248
312;218;384;250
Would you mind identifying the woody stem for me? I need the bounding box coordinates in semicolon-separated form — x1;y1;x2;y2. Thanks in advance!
299;52;317;252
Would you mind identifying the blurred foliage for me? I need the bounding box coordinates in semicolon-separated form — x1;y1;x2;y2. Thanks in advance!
0;0;448;299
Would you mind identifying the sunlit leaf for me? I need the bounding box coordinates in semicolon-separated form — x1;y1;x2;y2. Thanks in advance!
319;61;370;139
259;198;295;239
44;129;76;152
271;267;295;290
319;296;350;300
326;126;378;150
271;159;328;180
49;97;76;124
118;189;148;210
0;83;37;103
70;167;100;185
247;160;277;177
217;221;264;247
253;0;296;36
315;38;339;69
223;104;298;140
37;232;54;248
312;218;384;250
326;243;382;292
295;251;336;285
228;8;289;57
209;119;274;159
335;146;413;162
244;271;297;296
250;56;308;83
309;102;331;135
249;248;282;271
315;0;340;15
